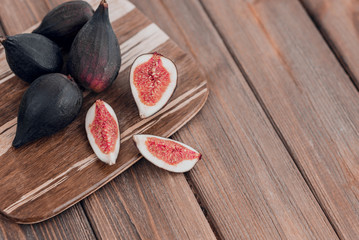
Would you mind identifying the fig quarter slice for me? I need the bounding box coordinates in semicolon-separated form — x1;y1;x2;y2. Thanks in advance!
130;53;177;118
85;100;120;165
133;134;201;173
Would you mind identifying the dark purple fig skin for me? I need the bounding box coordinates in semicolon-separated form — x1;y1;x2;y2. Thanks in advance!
33;1;94;47
12;73;83;148
67;0;121;93
0;33;63;83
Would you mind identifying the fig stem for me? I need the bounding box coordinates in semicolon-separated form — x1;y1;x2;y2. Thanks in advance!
67;75;75;82
0;36;6;44
100;0;108;8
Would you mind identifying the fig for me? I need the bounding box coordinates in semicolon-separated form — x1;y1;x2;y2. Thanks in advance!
133;134;201;173
85;100;120;165
13;73;83;148
68;0;121;93
33;1;94;47
130;53;177;118
0;34;63;83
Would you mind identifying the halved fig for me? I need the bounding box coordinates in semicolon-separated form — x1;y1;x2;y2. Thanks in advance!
130;53;177;118
85;100;120;165
133;134;201;173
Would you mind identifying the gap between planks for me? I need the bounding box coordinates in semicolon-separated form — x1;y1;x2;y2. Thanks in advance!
183;160;223;240
197;0;342;238
80;201;101;240
289;1;359;238
297;0;359;93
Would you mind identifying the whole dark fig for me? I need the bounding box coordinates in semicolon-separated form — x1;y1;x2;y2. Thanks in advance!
0;33;63;83
68;0;121;93
13;73;83;148
33;1;94;47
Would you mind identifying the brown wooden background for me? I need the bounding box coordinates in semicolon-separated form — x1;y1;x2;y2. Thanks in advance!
1;0;359;239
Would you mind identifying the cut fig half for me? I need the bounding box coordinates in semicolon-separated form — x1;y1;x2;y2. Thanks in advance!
130;53;177;118
85;100;120;165
133;134;201;173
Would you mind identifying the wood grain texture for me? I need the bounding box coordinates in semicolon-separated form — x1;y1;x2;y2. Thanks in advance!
0;204;95;240
0;0;208;223
128;0;338;239
300;0;359;87
0;25;4;37
83;161;216;240
198;0;359;238
0;0;48;35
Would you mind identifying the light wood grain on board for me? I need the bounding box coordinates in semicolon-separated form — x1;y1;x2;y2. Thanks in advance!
300;0;359;87
0;0;208;226
199;0;359;238
124;0;338;239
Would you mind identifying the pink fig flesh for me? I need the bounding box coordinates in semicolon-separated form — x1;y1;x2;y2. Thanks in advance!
133;53;171;106
86;99;120;165
130;53;177;118
133;134;201;173
90;100;119;154
146;137;201;165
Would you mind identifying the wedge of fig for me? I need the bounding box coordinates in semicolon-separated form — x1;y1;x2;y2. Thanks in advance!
133;134;201;173
13;73;83;148
130;53;177;118
0;34;63;83
68;0;121;93
33;1;94;47
85;100;120;165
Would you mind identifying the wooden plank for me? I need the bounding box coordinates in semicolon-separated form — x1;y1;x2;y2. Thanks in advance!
83;161;217;240
0;0;48;35
300;0;359;87
197;0;359;238
127;0;338;239
0;204;95;240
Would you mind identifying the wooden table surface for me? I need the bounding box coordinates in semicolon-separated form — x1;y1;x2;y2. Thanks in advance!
1;0;359;239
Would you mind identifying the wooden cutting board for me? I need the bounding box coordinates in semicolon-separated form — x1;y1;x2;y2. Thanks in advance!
0;0;208;224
